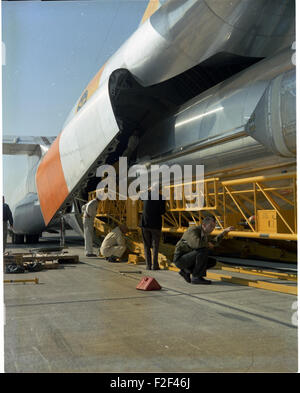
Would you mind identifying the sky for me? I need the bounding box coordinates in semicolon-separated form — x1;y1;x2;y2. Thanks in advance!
1;0;148;203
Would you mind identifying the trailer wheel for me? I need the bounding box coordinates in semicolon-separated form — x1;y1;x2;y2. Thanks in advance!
12;233;24;244
25;234;40;244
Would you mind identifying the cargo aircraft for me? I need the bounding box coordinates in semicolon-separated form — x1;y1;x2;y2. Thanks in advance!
2;0;296;245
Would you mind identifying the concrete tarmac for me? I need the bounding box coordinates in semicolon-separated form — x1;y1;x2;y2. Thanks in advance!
3;233;298;373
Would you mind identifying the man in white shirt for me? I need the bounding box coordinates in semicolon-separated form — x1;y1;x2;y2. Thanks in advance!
82;198;99;257
100;224;128;262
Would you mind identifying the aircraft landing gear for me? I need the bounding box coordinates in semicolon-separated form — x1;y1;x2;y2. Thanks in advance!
12;233;24;244
11;233;40;244
25;234;40;244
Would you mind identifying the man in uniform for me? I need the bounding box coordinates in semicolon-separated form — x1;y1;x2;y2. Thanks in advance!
82;198;99;257
174;216;234;284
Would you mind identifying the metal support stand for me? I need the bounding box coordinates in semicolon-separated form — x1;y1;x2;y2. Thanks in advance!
60;216;65;248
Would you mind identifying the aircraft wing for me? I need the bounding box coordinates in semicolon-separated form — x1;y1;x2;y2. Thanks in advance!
3;135;57;156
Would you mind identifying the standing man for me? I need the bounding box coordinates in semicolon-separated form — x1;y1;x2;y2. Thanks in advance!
174;216;234;284
3;196;13;253
140;184;166;270
82;197;99;257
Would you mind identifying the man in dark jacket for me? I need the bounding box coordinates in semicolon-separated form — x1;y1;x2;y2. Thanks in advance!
140;185;166;270
174;216;234;284
3;196;13;252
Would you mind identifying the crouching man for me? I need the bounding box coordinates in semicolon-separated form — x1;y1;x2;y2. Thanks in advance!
100;224;129;262
174;216;234;285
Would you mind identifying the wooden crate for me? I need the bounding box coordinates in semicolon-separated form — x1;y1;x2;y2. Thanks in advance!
257;209;295;234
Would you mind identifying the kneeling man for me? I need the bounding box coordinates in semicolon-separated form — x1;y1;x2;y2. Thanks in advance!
100;224;129;262
174;216;234;285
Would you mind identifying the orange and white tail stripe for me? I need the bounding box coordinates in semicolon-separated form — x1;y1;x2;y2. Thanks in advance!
140;0;161;24
36;133;69;226
36;1;163;226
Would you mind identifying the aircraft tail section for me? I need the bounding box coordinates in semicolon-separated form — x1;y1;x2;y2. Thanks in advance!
36;78;119;226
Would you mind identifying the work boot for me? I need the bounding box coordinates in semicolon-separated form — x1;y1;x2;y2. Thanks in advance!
152;265;160;270
191;277;211;285
86;253;97;257
107;256;118;262
146;265;152;270
179;269;191;283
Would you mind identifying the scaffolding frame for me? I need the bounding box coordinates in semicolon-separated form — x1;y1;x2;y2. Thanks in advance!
89;171;297;241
